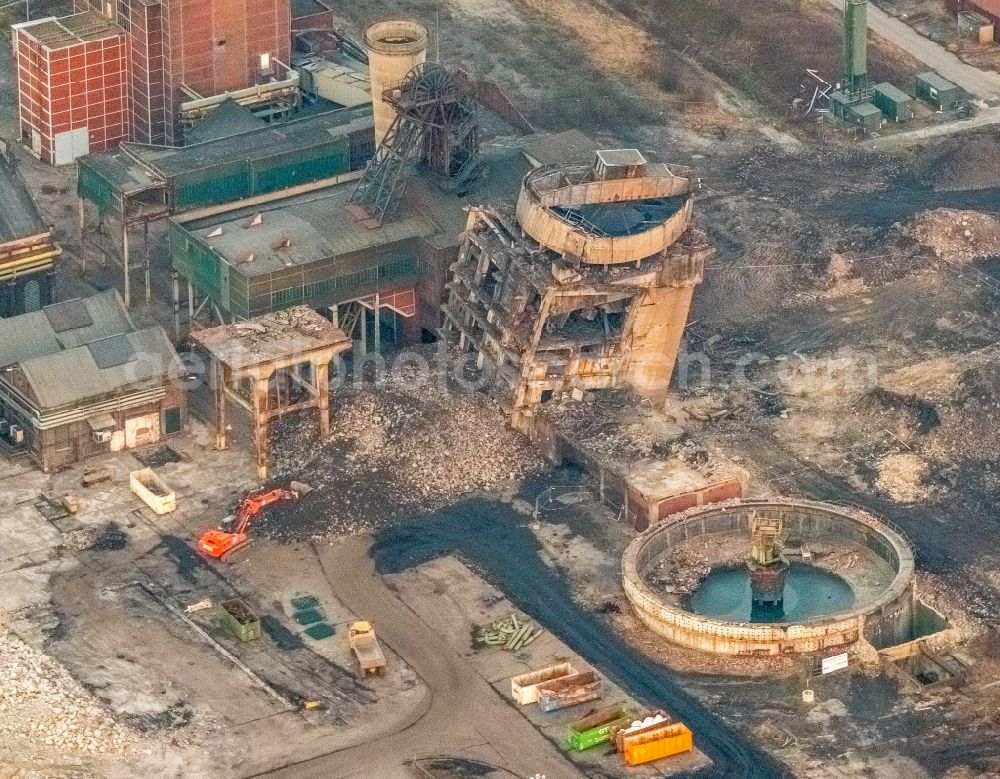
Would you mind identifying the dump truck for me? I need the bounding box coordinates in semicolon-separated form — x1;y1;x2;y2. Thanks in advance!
567;703;640;751
349;621;386;676
537;670;603;712
511;662;576;705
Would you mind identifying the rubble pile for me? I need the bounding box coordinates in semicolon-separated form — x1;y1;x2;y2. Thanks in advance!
331;383;541;499
876;453;930;504
264;349;545;538
0;631;139;757
915;129;1000;192
645;549;712;596
899;208;1000;264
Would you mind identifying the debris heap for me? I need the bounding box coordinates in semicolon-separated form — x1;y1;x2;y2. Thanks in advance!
0;631;139;757
264;348;545;538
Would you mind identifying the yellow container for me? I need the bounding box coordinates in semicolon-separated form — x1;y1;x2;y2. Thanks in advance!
622;722;693;766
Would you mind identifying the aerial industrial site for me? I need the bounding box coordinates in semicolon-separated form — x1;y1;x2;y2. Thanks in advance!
0;0;999;777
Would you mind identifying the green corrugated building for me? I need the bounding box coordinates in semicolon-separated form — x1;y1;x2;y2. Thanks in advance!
77;106;374;223
846;101;884;132
915;72;964;111
873;83;914;122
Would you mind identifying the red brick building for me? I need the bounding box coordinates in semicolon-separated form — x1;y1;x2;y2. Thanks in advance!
76;0;291;144
12;12;128;165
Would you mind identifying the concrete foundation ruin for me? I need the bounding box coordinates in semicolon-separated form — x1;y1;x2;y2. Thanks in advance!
442;150;711;432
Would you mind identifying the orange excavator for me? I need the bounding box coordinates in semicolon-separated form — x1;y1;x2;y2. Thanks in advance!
196;487;299;562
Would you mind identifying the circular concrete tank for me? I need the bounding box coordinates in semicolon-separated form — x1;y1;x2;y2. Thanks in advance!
515;161;695;265
622;499;916;655
365;20;428;146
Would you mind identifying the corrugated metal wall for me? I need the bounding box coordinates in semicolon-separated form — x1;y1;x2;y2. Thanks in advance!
169;135;351;211
171;219;421;319
77;160;118;214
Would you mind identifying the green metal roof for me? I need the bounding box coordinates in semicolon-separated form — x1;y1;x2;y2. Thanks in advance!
850;102;883;117
183;98;268;145
179;183;436;278
916;72;960;92
125;105;373;179
873;82;912;104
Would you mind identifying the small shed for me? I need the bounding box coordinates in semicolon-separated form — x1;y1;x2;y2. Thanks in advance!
873;83;914;122
958;10;995;43
846;102;884;132
915;72;964;110
968;0;1000;41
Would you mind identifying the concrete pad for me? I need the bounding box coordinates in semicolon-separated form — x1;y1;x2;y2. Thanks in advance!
0;504;62;572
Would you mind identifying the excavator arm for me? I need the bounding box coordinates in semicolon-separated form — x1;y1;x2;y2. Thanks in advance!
231;488;297;535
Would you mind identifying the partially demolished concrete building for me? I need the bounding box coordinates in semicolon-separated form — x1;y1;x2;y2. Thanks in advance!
443;150;711;432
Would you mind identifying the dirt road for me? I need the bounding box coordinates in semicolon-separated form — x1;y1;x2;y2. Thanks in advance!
867;106;1000;149
819;0;1000;99
257;536;582;779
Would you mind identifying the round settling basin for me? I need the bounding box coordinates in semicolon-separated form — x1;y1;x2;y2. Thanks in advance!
622;499;915;656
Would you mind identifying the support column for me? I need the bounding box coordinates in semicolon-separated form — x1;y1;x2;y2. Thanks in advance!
122;222;131;309
251;373;270;480
188;280;194;321
373;291;381;354
315;361;331;437
172;272;180;340
78;197;86;235
358;307;367;356
144;222;151;304
213;360;228;451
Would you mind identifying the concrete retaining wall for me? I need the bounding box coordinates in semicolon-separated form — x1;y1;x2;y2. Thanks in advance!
622;499;915;655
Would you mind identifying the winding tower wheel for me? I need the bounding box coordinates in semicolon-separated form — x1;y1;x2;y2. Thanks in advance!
349;63;482;225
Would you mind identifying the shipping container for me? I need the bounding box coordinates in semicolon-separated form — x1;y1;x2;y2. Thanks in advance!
216;599;262;642
621;722;693;766
873;83;914;123
845;102;884;133
915;72;964;110
615;711;672;752
537;670;603;712
511;662;576;705
567;703;639;751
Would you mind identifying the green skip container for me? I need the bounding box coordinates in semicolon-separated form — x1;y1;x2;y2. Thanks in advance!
567;702;639;751
217;598;262;642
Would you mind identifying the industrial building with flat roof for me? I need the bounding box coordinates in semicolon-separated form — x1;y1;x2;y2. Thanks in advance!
169;140;532;346
0;290;185;472
74;0;293;144
0;152;62;316
78;105;374;221
76;105;374;308
12;12;129;165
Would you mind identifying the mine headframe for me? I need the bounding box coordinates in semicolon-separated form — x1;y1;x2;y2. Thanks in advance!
349;62;483;226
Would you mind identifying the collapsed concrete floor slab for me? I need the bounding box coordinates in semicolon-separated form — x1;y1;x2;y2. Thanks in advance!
442;151;712;432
